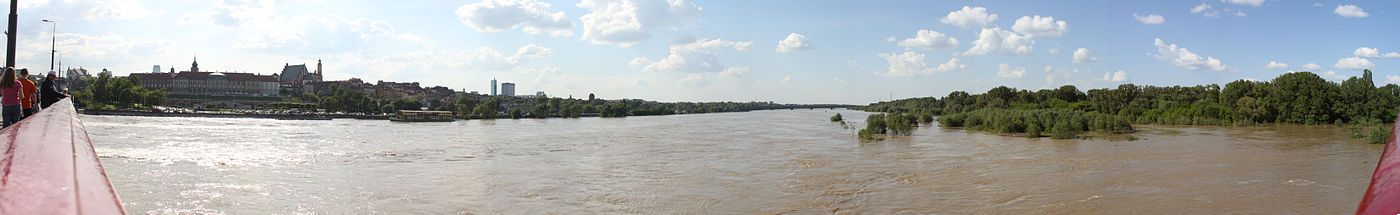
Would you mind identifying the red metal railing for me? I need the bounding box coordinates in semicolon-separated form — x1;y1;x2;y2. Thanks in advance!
0;98;125;214
1359;113;1400;214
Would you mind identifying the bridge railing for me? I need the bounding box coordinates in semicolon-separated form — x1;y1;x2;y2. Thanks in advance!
1359;113;1400;215
0;98;125;214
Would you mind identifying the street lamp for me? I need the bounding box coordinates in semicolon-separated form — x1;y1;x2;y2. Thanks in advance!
41;19;55;73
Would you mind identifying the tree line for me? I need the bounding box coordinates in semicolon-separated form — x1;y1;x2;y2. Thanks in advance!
74;70;165;110
315;86;857;119
861;70;1394;142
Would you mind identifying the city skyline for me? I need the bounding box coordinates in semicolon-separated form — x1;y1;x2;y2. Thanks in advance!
1;0;1396;104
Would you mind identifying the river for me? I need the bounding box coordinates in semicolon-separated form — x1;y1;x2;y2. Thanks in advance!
83;109;1382;214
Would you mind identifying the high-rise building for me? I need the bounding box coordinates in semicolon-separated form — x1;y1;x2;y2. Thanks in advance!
490;78;498;96
501;82;516;96
152;65;161;73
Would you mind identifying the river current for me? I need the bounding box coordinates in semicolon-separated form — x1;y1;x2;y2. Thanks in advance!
83;109;1381;214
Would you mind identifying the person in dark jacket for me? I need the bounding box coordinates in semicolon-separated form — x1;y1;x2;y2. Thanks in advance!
39;71;65;109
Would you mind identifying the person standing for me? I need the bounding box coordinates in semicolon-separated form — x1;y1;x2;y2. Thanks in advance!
17;69;35;118
1;68;23;128
39;71;66;109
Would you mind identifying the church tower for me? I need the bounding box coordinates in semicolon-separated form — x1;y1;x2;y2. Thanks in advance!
191;56;200;72
316;59;323;81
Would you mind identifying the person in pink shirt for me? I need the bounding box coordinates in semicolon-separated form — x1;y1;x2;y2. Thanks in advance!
1;67;23;128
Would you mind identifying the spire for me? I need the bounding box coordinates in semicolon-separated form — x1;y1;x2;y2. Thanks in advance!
191;55;200;72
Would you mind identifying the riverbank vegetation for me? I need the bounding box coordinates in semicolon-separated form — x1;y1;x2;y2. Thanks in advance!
857;112;922;141
862;70;1394;141
308;86;855;119
938;109;1132;139
73;70;165;110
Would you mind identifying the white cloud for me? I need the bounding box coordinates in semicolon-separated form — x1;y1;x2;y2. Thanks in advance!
965;27;1035;56
1335;4;1369;18
1388;75;1400;85
1235;11;1248;17
178;0;277;27
629;57;649;66
1152;38;1229;71
996;63;1026;79
1011;16;1069;38
20;0;153;20
576;0;703;47
1102;70;1128;82
234;16;397;54
1264;61;1288;69
896;30;959;50
877;51;931;77
1356;47;1381;58
1302;63;1321;71
781;75;792;83
876;52;965;77
1072;48;1098;63
1191;3;1221;17
1353;47;1399;58
31;32;171;61
776;33;813;53
455;0;573;37
1191;3;1211;13
734;42;753;51
1221;0;1265;7
643;38;751;73
934;57;967;73
1334;57;1374;70
1322;70;1349;80
677;73;707;87
940;6;998;29
344;43;558;82
1133;13;1165;24
718;66;749;78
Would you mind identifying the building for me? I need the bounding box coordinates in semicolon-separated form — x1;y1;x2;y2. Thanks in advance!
490;78;497;96
310;78;375;96
500;82;515;96
130;58;280;108
152;65;160;73
535;91;546;97
275;59;325;94
375;80;423;98
277;60;323;84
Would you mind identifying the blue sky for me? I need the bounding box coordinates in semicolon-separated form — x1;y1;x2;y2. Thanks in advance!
3;0;1396;104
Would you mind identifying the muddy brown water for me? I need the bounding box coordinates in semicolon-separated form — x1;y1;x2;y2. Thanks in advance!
83;109;1382;214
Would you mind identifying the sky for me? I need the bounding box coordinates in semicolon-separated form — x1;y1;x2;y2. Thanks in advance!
2;0;1396;104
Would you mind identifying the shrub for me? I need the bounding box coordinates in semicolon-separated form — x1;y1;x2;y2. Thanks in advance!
1369;125;1390;144
1026;123;1042;138
936;108;1132;138
938;114;965;127
830;113;843;122
1050;119;1078;139
866;114;887;134
886;112;918;136
918;112;934;124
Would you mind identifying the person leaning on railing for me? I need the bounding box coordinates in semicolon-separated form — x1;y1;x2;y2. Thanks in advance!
39;71;66;109
1;67;24;128
17;68;36;118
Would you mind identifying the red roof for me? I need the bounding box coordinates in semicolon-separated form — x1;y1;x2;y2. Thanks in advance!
130;72;277;82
